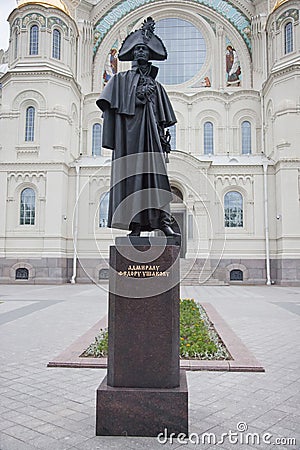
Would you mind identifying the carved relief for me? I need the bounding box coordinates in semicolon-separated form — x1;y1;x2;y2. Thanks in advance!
276;9;299;31
48;17;69;35
22;13;46;28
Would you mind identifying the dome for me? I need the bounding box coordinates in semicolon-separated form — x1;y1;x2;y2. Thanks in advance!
272;0;290;11
17;0;70;16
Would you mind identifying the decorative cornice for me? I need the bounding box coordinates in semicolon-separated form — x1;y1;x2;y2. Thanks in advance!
8;170;46;179
0;68;81;95
0;161;70;170
168;89;260;105
0;112;20;119
210;164;270;172
263;62;300;94
15;145;40;155
215;174;253;185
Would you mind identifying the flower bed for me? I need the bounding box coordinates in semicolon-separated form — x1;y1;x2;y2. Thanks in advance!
82;298;230;360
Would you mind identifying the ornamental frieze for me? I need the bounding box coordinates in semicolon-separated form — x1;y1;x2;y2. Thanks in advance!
276;9;299;31
93;0;252;55
21;13;69;35
48;17;69;34
22;13;46;28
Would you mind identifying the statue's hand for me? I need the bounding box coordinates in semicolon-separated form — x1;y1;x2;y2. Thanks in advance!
136;79;156;101
136;84;147;100
146;84;155;96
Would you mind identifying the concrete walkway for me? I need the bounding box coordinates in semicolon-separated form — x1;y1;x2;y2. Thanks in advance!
0;284;299;450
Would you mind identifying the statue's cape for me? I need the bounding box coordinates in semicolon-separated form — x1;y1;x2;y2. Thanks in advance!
96;69;176;150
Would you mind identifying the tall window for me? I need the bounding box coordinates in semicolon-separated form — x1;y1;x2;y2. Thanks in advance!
241;121;251;154
92;123;102;156
29;25;39;55
224;191;243;228
52;29;61;59
204;121;214;154
25;106;35;142
284;22;293;54
20;188;35;225
14;30;18;59
99;192;109;227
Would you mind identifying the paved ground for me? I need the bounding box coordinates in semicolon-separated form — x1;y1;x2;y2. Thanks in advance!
0;284;299;450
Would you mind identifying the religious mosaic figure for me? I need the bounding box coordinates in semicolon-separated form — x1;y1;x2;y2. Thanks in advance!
96;17;179;237
103;47;118;85
226;45;241;86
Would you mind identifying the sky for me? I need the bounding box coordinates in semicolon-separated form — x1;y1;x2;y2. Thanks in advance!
0;0;18;50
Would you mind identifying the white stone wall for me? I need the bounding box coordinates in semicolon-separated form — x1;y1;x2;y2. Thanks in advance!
0;0;299;284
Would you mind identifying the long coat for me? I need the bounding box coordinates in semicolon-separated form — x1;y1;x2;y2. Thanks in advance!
96;64;177;231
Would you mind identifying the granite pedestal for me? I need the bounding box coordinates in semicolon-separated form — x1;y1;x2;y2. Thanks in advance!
96;237;188;437
96;372;188;436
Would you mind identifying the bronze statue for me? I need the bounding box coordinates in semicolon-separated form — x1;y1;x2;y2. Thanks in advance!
96;17;179;237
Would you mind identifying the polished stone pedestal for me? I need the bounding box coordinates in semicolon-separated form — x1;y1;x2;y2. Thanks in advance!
96;237;188;437
96;372;188;437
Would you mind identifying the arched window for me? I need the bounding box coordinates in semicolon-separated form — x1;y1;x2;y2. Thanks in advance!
92;123;102;156
99;269;109;280
224;191;243;228
204;121;214;155
52;29;61;59
171;186;183;203
15;268;29;280
155;18;206;85
230;269;243;281
284;22;293;54
29;25;39;55
168;124;176;150
241;121;251;154
14;30;18;59
99;192;109;227
20;188;35;225
25;106;35;142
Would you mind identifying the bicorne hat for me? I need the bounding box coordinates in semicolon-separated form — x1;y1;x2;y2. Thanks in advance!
118;17;167;61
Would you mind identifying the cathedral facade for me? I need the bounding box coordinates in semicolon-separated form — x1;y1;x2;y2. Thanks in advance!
0;0;299;285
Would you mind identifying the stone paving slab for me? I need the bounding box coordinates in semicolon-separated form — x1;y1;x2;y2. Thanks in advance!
0;284;299;449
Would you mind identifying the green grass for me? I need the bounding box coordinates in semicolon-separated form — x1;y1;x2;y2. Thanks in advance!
82;298;230;360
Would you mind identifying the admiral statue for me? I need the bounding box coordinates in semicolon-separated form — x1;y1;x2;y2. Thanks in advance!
96;17;179;237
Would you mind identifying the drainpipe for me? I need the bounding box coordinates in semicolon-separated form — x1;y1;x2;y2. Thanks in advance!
263;161;271;285
261;89;271;286
70;164;80;284
70;91;84;284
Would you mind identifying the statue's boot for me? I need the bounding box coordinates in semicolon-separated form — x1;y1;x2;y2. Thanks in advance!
159;212;181;237
128;222;141;236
